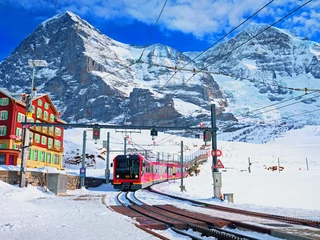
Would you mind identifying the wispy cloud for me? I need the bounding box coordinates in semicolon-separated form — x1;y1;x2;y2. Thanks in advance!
5;0;319;41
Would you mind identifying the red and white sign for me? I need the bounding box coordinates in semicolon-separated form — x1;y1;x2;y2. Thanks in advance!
213;159;224;169
9;135;22;141
211;149;222;157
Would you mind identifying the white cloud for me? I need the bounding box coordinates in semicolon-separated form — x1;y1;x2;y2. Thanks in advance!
8;0;320;42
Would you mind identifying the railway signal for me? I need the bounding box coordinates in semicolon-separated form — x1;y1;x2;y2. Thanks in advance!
203;130;211;141
150;128;158;136
92;127;100;140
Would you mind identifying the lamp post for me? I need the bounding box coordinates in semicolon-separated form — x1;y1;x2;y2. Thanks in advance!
28;60;48;98
19;59;47;188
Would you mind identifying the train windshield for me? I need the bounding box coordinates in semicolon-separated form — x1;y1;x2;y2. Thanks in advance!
115;157;140;179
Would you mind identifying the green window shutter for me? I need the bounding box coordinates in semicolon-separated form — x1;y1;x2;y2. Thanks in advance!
44;152;47;162
31;149;34;160
0;99;2;105
5;111;8;120
4;126;6;135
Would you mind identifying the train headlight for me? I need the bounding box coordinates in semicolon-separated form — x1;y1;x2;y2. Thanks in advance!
135;175;138;178
116;175;119;178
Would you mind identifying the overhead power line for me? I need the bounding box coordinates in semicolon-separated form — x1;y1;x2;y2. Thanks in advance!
241;91;319;116
52;0;58;17
147;62;320;93
170;0;312;96
237;93;320;121
282;108;320;121
156;0;275;95
137;0;168;62
96;0;168;79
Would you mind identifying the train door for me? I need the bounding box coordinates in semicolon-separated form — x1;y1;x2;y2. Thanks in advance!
159;166;163;179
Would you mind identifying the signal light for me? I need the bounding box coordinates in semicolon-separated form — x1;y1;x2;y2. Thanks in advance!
150;128;158;136
203;130;212;141
92;128;100;140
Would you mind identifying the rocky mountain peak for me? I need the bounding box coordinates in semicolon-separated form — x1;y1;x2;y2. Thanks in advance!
0;12;319;143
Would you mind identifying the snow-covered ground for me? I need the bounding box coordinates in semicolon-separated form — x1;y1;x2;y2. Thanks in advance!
1;126;319;239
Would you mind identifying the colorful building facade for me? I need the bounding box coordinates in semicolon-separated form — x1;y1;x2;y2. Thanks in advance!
0;88;66;169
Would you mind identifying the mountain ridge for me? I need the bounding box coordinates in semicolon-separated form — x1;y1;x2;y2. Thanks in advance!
0;11;319;143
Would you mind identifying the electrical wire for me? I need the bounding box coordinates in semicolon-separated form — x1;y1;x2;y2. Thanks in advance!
52;0;58;17
155;0;275;96
95;0;168;79
150;62;320;93
171;0;312;95
237;93;320;121
236;91;319;118
137;0;168;62
265;108;320;125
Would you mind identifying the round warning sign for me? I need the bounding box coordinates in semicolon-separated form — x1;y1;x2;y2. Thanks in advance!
211;149;222;157
216;149;222;157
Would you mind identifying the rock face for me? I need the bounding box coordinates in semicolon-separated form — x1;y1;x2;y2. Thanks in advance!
196;23;320;95
0;12;319;142
0;11;228;126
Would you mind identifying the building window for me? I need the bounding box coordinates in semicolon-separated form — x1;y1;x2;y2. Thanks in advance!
38;99;42;106
48;138;53;149
15;128;23;138
55;127;61;136
41;136;47;145
34;134;40;143
13;144;19;150
36;108;42;119
36;120;41;132
0;143;6;149
54;140;61;150
17;112;25;122
46;152;51;163
27;117;34;123
34;149;38;160
38;150;45;162
0;110;8;120
0;98;9;106
29;132;33;143
44;111;48;121
49;114;54;122
0;126;7;136
49;126;54;135
54;154;60;164
32;105;35;114
44;103;49;109
42;126;47;134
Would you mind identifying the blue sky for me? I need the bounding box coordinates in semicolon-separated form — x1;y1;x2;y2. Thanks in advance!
0;0;319;61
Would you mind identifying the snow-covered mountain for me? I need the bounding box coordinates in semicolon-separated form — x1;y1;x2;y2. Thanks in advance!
0;11;319;143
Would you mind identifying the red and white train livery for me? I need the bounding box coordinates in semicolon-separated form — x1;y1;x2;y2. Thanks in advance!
112;154;186;190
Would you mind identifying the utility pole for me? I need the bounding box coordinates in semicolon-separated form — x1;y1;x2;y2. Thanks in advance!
211;104;221;199
105;132;110;184
124;137;127;155
19;60;47;188
180;141;186;192
80;130;87;188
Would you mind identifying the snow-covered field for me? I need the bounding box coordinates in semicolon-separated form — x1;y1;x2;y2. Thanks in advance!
1;125;319;239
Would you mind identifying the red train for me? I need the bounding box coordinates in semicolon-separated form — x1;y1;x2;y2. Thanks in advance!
112;154;187;190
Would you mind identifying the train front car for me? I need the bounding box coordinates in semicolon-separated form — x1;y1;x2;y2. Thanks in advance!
112;154;153;190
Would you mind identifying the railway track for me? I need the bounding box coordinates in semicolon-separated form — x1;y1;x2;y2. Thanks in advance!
111;191;271;240
146;188;320;239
